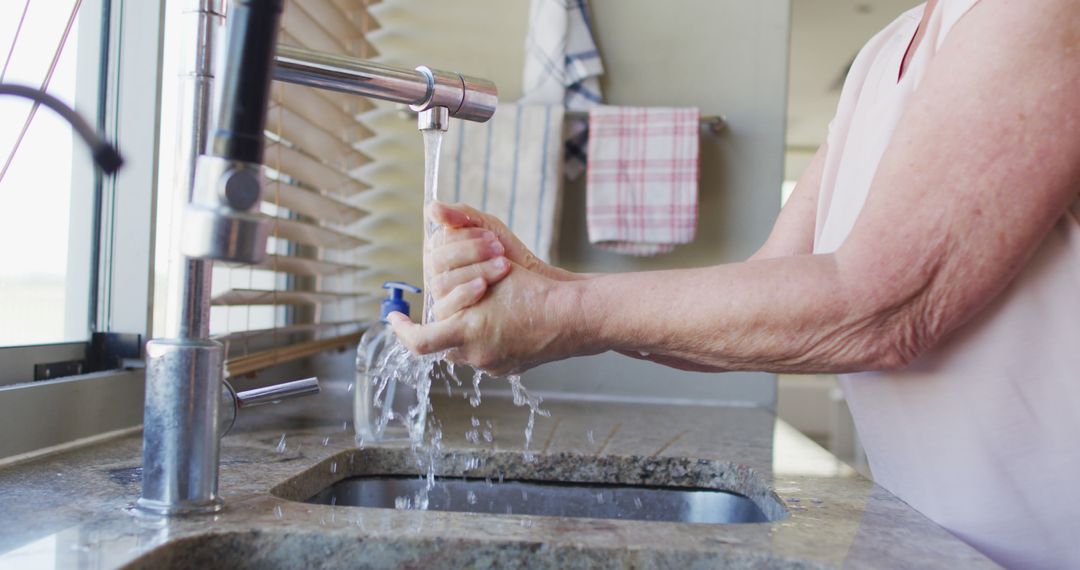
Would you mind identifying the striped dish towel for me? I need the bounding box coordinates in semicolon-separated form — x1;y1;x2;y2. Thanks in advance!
437;104;565;263
586;106;701;256
521;0;604;180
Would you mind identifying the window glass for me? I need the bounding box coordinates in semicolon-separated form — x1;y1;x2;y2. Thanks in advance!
0;0;103;347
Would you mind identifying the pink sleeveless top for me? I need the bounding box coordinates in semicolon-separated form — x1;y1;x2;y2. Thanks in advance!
815;2;1080;568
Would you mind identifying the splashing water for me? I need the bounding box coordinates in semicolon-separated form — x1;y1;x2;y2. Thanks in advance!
363;125;550;511
464;456;483;471
509;375;550;458
469;369;483;407
466;416;481;444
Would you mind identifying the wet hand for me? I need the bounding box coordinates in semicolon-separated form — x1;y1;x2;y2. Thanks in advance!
425;225;511;320
424;201;577;320
389;261;588;376
426;201;575;281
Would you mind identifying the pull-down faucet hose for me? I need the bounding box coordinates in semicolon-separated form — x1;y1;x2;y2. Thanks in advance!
0;83;123;175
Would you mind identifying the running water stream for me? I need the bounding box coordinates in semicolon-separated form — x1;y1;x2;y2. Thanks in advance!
362;125;550;511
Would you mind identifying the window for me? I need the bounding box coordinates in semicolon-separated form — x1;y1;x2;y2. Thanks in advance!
0;0;106;348
0;0;164;460
0;0;163;388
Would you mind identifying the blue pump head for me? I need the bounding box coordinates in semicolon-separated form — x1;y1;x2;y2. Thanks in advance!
380;281;421;321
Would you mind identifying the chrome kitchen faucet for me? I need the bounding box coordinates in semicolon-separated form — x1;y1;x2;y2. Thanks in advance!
136;0;497;517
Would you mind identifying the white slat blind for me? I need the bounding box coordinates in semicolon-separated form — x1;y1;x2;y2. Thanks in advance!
211;0;401;375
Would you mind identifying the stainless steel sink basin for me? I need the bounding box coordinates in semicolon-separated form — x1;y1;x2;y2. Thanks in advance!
307;475;769;524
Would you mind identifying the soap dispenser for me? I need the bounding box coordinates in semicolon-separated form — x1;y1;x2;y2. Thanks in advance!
355;281;423;443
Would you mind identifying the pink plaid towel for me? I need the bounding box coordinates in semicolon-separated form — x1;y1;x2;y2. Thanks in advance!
586;106;700;256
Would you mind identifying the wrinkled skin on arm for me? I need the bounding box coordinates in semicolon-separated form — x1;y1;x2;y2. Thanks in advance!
392;0;1080;376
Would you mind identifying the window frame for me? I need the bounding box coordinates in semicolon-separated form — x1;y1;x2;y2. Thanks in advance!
0;0;165;461
0;0;111;381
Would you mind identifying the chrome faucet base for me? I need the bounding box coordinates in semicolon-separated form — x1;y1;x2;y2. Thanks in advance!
137;339;225;517
132;496;225;518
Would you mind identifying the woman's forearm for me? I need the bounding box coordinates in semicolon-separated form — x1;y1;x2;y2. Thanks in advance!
564;253;912;374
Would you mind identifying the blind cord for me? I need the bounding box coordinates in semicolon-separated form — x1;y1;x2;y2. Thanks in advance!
0;0;85;185
0;0;32;82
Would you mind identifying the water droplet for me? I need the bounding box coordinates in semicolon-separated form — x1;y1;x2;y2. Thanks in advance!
274;505;283;518
466;490;477;505
330;461;338;474
276;434;287;454
322;436;330;446
633;497;643;509
587;430;595;444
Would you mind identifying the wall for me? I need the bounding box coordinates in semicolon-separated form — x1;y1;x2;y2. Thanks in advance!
367;0;791;408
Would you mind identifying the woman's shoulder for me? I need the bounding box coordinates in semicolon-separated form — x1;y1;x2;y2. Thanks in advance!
828;4;925;134
845;4;925;88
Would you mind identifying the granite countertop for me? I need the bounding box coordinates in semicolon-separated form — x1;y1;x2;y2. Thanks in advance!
0;372;997;569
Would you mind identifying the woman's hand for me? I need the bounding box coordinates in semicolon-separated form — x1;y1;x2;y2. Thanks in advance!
390;260;590;376
424;201;582;320
424;223;510;321
427;201;581;279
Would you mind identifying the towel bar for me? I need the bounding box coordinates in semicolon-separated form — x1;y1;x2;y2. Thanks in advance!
398;107;727;135
564;110;727;135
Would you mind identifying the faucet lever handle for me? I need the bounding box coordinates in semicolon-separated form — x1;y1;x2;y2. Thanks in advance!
219;377;320;438
235;377;320;408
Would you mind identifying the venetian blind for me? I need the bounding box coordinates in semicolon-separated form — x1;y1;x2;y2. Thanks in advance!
212;0;424;377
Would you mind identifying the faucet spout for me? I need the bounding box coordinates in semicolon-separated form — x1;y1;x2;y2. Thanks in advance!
418;107;450;132
273;45;497;124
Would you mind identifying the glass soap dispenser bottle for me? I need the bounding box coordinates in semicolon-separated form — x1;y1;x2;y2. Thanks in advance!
355;281;423;444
